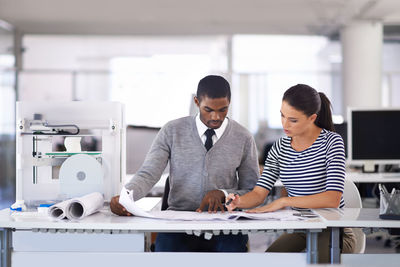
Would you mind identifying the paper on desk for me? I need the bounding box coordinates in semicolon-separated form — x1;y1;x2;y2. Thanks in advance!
228;210;305;221
118;187;306;221
48;192;104;220
145;209;304;221
150;210;230;221
119;187;155;218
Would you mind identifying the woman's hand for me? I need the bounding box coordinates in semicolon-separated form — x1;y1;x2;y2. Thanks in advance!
246;197;287;213
225;193;240;212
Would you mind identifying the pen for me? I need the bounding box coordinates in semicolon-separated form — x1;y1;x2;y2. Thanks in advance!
381;184;389;195
388;188;399;214
225;194;238;206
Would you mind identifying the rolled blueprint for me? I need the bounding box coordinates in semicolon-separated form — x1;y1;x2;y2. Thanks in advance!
48;192;104;220
65;192;104;220
48;199;75;220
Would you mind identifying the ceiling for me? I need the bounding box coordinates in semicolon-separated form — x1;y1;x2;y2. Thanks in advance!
0;0;400;36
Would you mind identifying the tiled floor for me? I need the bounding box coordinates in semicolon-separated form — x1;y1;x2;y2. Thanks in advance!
365;232;399;254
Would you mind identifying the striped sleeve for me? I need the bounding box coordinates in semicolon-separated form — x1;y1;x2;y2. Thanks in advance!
256;139;281;191
325;133;346;193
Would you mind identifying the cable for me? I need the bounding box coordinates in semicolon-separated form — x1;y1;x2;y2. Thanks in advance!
43;122;80;135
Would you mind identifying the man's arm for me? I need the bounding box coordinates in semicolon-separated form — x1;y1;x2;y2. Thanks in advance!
110;126;171;216
233;136;260;195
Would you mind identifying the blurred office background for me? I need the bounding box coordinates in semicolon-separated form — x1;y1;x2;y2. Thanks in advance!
1;0;400;214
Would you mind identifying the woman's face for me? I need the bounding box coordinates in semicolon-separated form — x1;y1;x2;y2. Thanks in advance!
280;100;317;138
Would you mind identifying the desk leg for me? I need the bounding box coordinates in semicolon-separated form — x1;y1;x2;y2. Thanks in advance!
1;228;12;267
330;227;340;264
306;230;319;264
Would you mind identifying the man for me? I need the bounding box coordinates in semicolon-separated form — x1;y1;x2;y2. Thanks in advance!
110;75;259;252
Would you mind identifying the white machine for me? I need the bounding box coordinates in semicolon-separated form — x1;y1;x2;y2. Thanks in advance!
14;101;126;209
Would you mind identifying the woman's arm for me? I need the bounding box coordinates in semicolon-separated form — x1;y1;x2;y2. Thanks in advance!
226;186;270;210
246;190;342;213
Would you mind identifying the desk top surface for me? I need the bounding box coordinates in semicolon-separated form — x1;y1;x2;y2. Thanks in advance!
3;208;396;231
0;208;325;231
345;171;400;183
313;208;400;228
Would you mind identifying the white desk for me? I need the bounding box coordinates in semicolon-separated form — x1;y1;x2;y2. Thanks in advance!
0;208;325;267
313;208;400;264
346;171;400;183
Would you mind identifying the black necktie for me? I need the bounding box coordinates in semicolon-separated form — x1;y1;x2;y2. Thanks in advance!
204;129;215;151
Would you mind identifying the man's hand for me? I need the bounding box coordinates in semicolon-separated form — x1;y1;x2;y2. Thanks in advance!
196;190;225;213
110;195;133;216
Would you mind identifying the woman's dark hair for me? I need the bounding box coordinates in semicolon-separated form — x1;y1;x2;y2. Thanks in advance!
282;84;334;131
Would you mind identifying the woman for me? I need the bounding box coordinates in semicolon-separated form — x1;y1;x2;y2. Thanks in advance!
226;84;355;262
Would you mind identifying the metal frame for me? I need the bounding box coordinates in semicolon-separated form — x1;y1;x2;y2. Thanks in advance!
1;228;12;267
0;226;322;266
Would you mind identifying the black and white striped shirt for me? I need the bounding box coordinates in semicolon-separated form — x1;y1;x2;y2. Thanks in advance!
256;129;346;208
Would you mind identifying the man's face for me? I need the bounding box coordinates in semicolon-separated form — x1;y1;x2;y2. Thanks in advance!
195;96;230;129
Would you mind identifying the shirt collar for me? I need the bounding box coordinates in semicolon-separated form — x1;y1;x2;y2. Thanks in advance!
195;114;228;139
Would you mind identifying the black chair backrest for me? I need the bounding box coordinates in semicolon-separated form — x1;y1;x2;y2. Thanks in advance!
161;177;170;210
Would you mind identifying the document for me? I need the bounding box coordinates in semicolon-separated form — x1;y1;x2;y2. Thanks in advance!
119;188;156;218
119;187;306;221
150;209;304;221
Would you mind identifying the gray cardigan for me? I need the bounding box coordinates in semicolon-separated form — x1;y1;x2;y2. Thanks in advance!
125;116;259;211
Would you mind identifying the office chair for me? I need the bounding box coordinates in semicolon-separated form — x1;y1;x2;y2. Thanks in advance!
343;178;366;253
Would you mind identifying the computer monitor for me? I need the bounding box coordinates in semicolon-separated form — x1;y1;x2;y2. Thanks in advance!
347;108;400;171
334;122;347;158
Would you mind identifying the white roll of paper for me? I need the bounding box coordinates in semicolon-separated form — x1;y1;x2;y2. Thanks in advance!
65;192;104;220
48;192;104;220
48;199;75;220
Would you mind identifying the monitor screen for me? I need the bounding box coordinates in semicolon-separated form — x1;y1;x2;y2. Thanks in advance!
349;109;400;164
126;125;161;174
334;122;347;158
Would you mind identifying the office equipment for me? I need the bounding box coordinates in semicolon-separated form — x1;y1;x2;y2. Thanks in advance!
14;102;126;209
334;122;347;158
126;125;161;174
225;197;234;206
347;108;400;172
225;193;238;207
379;185;400;220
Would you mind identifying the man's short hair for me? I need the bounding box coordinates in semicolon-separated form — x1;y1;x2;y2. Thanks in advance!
196;75;231;102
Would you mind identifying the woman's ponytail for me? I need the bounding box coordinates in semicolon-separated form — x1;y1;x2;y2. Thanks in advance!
316;92;334;131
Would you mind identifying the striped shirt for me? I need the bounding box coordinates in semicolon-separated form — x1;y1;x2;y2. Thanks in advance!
256;129;346;208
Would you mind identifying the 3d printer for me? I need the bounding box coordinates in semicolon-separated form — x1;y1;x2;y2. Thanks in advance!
14;101;126;209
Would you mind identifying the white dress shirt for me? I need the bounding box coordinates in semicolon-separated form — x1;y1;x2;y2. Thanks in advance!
195;113;228;146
